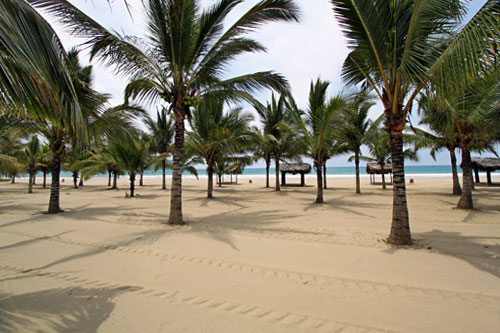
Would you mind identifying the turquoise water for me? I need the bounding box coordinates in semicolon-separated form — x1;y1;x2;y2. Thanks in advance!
42;164;499;178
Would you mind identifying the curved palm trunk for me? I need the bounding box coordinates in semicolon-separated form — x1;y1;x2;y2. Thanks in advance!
129;173;136;197
162;159;166;190
457;147;473;209
449;148;462;195
139;172;144;186
323;162;327;189
355;151;361;194
207;163;214;198
265;157;270;188
168;114;185;225
48;153;62;214
112;171;118;189
274;153;280;191
43;170;47;188
72;171;79;188
388;131;412;245
315;162;323;203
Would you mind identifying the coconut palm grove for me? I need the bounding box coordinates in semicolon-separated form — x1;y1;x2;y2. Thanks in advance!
1;0;500;331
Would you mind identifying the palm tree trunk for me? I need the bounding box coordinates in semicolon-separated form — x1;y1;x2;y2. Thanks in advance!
162;159;166;190
28;167;34;194
265;158;270;188
388;131;412;246
43;171;47;188
315;162;323;203
11;175;15;183
112;171;118;189
139;172;144;186
33;173;36;185
323;162;327;189
218;173;222;187
168;113;185;225
274;153;280;191
207;163;214;198
381;162;387;190
355;151;361;194
48;153;62;214
449;149;462;195
108;170;112;187
79;176;83;187
457;147;473;209
72;171;78;188
129;173;136;197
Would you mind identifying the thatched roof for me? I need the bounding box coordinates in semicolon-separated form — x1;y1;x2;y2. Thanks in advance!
366;163;392;174
280;163;311;174
471;158;500;171
226;166;243;174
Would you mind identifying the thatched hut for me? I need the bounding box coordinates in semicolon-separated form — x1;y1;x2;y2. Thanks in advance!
471;158;500;186
280;163;311;186
225;166;242;184
366;162;392;185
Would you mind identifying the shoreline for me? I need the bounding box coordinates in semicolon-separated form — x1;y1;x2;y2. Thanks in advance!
1;176;500;332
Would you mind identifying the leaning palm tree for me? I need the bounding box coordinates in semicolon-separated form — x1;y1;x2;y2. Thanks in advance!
337;89;375;194
33;0;300;224
187;96;254;198
1;1;86;213
288;79;346;203
145;108;175;190
330;0;500;245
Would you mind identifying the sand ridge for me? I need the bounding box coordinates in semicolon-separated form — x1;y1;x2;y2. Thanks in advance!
1;176;500;332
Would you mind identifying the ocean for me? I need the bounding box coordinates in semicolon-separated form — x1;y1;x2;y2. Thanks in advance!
39;164;498;179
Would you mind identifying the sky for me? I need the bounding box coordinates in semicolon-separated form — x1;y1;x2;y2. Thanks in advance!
46;0;496;167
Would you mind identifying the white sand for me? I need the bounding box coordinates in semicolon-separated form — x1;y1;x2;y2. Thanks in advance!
1;175;500;332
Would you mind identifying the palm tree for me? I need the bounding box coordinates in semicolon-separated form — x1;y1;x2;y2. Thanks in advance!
254;94;299;191
338;90;375;194
145;108;175;190
330;0;500;245
252;128;274;188
416;92;462;195
1;1;87;213
288;79;346;203
34;0;300;224
187;96;254;198
37;144;52;188
444;69;500;209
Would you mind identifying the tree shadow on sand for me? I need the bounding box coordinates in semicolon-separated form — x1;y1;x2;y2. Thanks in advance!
0;285;139;333
385;229;500;279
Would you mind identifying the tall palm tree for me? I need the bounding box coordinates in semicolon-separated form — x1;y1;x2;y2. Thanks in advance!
330;0;500;245
187;96;254;198
33;0;300;224
254;94;298;191
1;0;87;213
416;92;462;195
288;79;346;203
338;89;375;194
145;108;175;190
443;69;500;209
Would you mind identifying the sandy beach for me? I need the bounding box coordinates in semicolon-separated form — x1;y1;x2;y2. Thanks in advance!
1;175;499;332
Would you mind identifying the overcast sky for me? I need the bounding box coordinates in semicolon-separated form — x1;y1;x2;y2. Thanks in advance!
47;0;495;167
